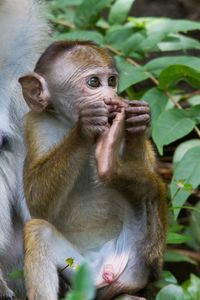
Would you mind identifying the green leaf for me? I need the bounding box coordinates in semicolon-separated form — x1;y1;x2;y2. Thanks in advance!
173;139;200;165
167;232;191;244
105;25;134;50
189;202;200;250
73;263;95;300
183;274;200;300
158;34;200;52
74;0;112;28
152;109;195;155
108;0;135;25
128;18;200;53
161;271;178;285
187;105;200;124
156;284;185;300
164;250;196;265
9;269;24;280
170;146;200;218
188;95;200;106
145;56;200;77
143;87;168;126
115;56;149;92
159;65;200;90
54;31;104;45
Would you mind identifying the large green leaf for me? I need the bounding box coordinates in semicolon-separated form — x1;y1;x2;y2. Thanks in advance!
108;0;135;25
105;25;134;49
143;87;168;126
156;284;185;300
145;56;200;77
173;139;200;165
115;56;149;92
170;146;200;218
54;31;104;45
158;34;200;52
159;65;200;90
74;0;112;28
128;18;200;53
152;109;195;155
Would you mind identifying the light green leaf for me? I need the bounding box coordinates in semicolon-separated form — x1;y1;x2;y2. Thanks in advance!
54;31;104;45
170;146;200;218
74;0;113;28
152;109;195;155
158;34;200;52
188;95;200;106
156;284;185;300
183;274;200;300
167;232;191;244
73;263;95;300
143;87;168;126
159;65;200;90
115;56;149;92
173;139;200;165
164;250;196;265
108;0;135;25
145;56;200;77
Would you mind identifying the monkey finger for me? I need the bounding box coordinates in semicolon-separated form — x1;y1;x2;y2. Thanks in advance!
86;116;108;126
125;106;150;116
126;125;147;135
124;100;149;107
104;98;127;108
126;114;150;125
81;107;108;118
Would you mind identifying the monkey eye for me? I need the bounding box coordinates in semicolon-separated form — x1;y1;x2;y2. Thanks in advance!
108;76;117;88
87;76;101;88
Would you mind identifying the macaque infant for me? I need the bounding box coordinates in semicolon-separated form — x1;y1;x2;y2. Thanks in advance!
19;40;167;300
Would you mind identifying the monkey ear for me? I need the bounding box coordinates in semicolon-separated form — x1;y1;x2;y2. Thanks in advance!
18;72;50;112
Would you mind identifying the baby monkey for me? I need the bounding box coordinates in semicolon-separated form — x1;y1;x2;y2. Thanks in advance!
19;41;167;300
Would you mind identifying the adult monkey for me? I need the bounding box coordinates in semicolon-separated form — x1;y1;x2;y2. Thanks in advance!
19;41;167;300
0;0;49;298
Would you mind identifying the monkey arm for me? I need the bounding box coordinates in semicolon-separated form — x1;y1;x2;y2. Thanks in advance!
24;115;91;218
96;111;167;275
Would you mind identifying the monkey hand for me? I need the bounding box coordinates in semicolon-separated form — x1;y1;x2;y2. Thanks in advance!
78;100;109;140
124;100;150;136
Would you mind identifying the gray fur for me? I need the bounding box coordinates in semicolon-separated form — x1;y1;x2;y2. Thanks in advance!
0;0;49;297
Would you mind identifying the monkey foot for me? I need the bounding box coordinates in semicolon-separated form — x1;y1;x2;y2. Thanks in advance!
0;285;15;300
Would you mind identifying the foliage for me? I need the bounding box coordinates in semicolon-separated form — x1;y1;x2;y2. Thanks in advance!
47;0;200;299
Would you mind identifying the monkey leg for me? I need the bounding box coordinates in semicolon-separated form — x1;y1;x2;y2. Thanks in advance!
0;269;15;299
24;219;85;300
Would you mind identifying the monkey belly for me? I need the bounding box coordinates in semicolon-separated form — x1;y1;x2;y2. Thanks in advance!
51;187;149;293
